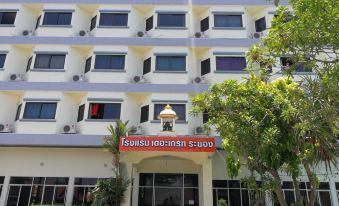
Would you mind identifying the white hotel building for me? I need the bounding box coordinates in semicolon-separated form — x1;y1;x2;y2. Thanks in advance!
0;0;337;206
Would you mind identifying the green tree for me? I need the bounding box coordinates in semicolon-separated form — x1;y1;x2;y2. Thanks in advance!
92;120;131;206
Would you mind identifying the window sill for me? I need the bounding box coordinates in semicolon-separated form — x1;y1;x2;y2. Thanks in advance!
85;119;119;122
155;27;187;30
40;25;72;28
153;70;187;73
19;119;56;122
212;27;246;30
0;24;15;27
91;69;126;73
97;26;129;29
31;69;65;72
214;70;248;74
150;120;188;124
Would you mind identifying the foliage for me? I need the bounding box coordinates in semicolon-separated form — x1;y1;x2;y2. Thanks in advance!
92;120;131;206
218;198;228;206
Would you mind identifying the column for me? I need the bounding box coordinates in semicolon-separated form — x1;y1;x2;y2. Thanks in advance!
201;158;213;206
329;179;339;206
65;176;75;206
0;176;10;205
132;164;139;206
121;162;133;206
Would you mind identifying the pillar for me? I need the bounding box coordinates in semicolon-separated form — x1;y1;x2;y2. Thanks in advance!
132;164;139;206
65;176;75;206
0;176;10;205
201;158;213;206
121;162;133;206
329;179;339;206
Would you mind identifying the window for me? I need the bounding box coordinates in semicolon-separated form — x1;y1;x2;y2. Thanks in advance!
146;16;153;31
94;55;125;70
6;176;68;206
99;13;128;26
216;57;246;71
336;182;339;204
90;15;97;31
84;57;92;73
15;104;22;121
203;110;209;124
154;104;186;121
280;57;312;72
26;56;33;72
143;58;151;75
42;12;72;26
34;54;66;69
0;12;16;25
88;103;121;120
201;58;211;76
140;105;149;123
157;14;185;27
23;102;57;119
0;54;6;68
200;17;209;32
72;178;98;206
255;17;266;32
213;180;255;206
0;176;4;196
77;104;85;122
214;15;242;27
156;56;186;71
35;15;41;29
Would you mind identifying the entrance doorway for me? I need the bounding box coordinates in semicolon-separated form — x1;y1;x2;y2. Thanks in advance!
138;173;199;206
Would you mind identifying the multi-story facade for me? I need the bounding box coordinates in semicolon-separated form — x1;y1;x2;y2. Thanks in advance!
0;0;337;206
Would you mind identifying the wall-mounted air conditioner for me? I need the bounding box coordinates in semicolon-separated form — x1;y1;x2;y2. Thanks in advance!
0;123;13;133
193;76;205;84
62;124;77;134
133;75;146;83
73;74;86;82
194;32;206;38
9;74;25;81
130;125;142;135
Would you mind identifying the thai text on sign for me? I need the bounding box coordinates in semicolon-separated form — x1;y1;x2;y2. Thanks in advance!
119;136;216;152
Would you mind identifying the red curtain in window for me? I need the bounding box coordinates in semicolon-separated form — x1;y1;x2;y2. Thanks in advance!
91;104;99;116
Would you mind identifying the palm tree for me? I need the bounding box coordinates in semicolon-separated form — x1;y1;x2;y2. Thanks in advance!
92;120;131;206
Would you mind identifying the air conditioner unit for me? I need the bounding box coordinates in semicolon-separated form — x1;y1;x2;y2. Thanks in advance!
133;75;146;83
136;31;148;37
194;126;205;135
193;76;205;84
73;74;86;82
9;74;25;81
22;30;34;36
62;124;77;134
0;123;13;133
194;32;206;38
78;30;90;36
130;125;142;135
252;32;264;39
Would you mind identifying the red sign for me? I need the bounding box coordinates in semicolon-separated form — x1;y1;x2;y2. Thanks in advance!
119;136;216;152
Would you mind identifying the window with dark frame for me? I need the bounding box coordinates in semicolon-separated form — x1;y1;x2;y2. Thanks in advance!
201;58;211;76
214;15;243;28
77;104;85;122
99;13;128;26
157;14;185;27
143;57;151;75
35;15;41;29
203;110;209;124
216;57;246;71
34;54;66;69
94;55;125;70
6;177;68;206
0;12;16;25
200;17;209;32
84;57;92;73
90;15;97;31
0;176;4;196
23;102;57;119
26;56;33;72
0;54;6;68
42;12;72;26
255;17;266;32
72;178;99;206
146;16;153;31
280;57;312;72
156;56;186;71
15;104;22;121
140;105;149;123
88;103;121;120
153;104;186;121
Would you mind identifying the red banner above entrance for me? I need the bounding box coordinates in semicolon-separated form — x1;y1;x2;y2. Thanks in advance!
119;136;216;152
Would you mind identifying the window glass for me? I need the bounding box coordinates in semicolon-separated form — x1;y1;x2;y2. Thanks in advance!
85;57;92;73
77;104;85;122
0;54;6;68
34;54;66;69
154;174;183;187
99;13;128;26
139;173;153;187
140;105;149;123
156;56;186;71
203;110;209;124
88;103;121;120
49;55;65;69
154;104;186;121
143;57;151;74
94;55;125;70
184;188;199;206
35;15;41;29
90;15;97;31
26;56;33;72
216;57;246;71
201;58;211;75
0;12;16;25
200;17;209;32
15;104;22;121
184;174;198;187
23;102;57;119
255;17;266;32
43;12;72;25
138;187;153;206
214;15;242;27
146;16;153;31
158;14;185;27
